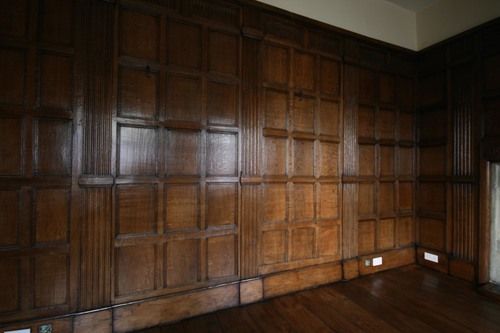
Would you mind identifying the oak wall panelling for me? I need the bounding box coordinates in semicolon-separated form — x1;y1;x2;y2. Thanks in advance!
0;0;418;331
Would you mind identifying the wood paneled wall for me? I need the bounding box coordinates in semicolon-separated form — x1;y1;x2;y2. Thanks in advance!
0;0;419;331
416;18;500;282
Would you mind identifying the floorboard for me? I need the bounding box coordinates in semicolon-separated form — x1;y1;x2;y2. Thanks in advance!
135;266;500;333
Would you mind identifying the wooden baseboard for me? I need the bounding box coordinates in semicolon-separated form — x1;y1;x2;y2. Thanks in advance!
449;258;475;282
0;250;415;333
416;247;449;273
358;247;416;276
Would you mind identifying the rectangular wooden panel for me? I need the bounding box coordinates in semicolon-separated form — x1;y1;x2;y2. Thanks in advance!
398;217;413;246
0;190;19;247
293;139;314;176
118;66;158;120
165;129;201;176
207;132;238;176
0;1;28;38
207;81;238;126
0;117;23;175
119;8;159;61
319;183;339;220
165;184;199;230
320;58;340;96
0;258;20;313
165;239;199;287
359;144;376;176
35;119;73;175
166;74;202;122
208;31;238;76
319;142;339;177
34;254;69;308
264;88;288;130
40;0;74;45
377;218;395;250
35;188;70;244
264;136;287;176
359;220;376;254
261;230;287;265
207;235;236;279
118;125;157;176
294;51;315;91
291;183;314;222
318;225;340;258
116;245;156;296
319;100;340;136
291;227;315;261
167;20;202;69
419;218;446;251
40;53;73;111
379;183;395;216
293;95;315;133
0;48;25;105
207;183;237;227
263;44;289;85
263;184;287;223
117;184;157;235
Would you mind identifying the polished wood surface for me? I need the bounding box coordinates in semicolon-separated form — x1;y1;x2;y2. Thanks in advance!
136;266;500;333
0;0;498;330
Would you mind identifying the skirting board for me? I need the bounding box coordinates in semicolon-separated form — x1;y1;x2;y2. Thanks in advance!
0;247;416;333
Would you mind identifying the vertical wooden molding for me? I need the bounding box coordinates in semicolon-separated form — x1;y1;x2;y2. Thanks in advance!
342;64;359;259
82;0;114;176
80;188;113;309
240;11;262;278
79;0;115;310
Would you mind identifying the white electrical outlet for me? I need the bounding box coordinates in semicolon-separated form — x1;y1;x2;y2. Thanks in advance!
372;257;383;266
364;259;371;267
424;252;439;263
5;329;31;333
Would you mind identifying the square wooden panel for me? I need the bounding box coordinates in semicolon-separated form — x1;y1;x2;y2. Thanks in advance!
399;217;413;246
319;184;339;220
320;58;340;96
419;74;445;106
264;89;288;130
116;245;156;296
263;184;287;223
0;258;20;313
207;81;238;126
118;125;157;176
399;147;414;176
120;8;159;60
294;51;315;91
117;185;156;235
420;146;446;176
166;74;202;123
34;254;68;308
165;129;200;176
207;235;236;279
263;44;289;85
358;220;375;254
165;184;199;230
293;139;314;176
207;132;238;177
165;239;199;287
319;142;339;177
261;230;286;265
40;0;73;45
207;183;237;227
35;188;70;244
291;227;315;261
419;218;445;250
35;119;72;176
418;182;446;214
379;183;395;216
292;183;314;222
359;67;376;103
378;109;395;140
318;225;340;258
319;100;339;137
0;190;19;247
0;1;28;38
293;95;314;133
264;136;287;176
0;117;23;175
358;183;375;218
399;182;413;212
40;53;73;110
118;66;158;120
209;31;238;76
359;144;375;176
0;48;25;104
377;218;395;250
420;109;447;142
379;73;395;104
167;20;201;69
399;113;414;142
358;105;375;139
380;146;394;176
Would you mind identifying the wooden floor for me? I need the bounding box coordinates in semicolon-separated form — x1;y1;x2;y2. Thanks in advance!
136;266;500;333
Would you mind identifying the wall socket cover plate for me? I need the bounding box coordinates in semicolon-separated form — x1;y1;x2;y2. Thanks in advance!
5;329;31;333
372;257;383;266
424;252;439;263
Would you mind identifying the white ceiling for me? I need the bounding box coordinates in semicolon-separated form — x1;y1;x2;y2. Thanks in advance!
384;0;439;13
